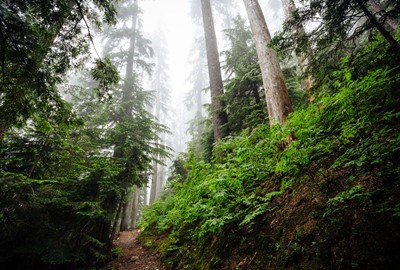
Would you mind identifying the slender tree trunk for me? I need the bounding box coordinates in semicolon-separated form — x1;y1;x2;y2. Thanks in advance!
196;86;203;117
130;186;140;228
201;0;228;141
120;188;135;231
150;160;158;204
355;0;400;54
150;62;162;203
367;0;398;31
143;186;148;206
156;165;165;195
281;0;314;103
122;0;139;103
115;1;139;231
243;0;293;125
111;200;124;240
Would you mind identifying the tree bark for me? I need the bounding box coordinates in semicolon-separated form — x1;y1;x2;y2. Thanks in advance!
355;0;400;54
201;0;228;141
130;186;140;228
111;200;123;239
243;0;293;125
367;0;398;31
120;188;135;231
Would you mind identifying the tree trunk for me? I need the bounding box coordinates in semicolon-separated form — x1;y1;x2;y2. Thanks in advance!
156;165;165;195
130;186;140;228
122;0;139;104
201;0;228;141
143;186;148;206
281;0;314;103
111;200;124;240
367;0;398;31
150;160;158;204
355;0;400;54
243;0;293;125
120;188;135;231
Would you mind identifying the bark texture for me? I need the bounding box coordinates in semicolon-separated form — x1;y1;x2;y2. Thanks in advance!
201;0;228;141
355;0;400;54
243;0;293;125
368;0;398;31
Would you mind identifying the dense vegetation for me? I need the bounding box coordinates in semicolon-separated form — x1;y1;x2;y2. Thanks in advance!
139;35;400;269
1;0;400;269
0;0;167;268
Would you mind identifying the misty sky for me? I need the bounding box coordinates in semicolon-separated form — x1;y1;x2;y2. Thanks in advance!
138;0;286;153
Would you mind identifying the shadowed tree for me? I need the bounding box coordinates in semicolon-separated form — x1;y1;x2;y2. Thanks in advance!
200;0;228;141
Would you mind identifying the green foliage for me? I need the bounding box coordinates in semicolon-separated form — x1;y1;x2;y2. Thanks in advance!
0;0;118;136
0;0;168;269
222;16;267;134
273;0;400;88
0;117;124;268
111;246;123;258
91;57;120;101
324;185;372;217
140;38;400;269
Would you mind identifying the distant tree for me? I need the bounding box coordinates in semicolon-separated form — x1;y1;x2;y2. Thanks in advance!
276;0;400;84
200;0;228;140
281;0;314;102
242;0;293;125
149;24;171;204
76;0;170;232
0;0;118;141
222;16;267;134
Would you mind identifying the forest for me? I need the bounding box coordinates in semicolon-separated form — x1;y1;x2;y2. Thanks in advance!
0;0;399;269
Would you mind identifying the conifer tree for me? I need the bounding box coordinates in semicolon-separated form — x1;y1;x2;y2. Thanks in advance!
200;0;228;140
243;0;293;125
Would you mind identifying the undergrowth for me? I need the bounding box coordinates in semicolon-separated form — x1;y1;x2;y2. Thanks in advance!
139;37;400;269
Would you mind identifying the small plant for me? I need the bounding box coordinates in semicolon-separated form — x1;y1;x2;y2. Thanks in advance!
111;246;123;258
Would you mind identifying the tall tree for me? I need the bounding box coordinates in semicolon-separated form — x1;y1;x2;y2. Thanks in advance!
222;16;267;134
0;0;117;142
200;0;228;141
115;0;140;232
243;0;293;125
281;0;314;102
278;0;400;82
149;24;171;204
92;0;169;231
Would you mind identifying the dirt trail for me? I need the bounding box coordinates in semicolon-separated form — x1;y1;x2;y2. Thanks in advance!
107;229;166;270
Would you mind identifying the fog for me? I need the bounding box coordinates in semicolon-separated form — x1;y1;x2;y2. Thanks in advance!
137;0;286;154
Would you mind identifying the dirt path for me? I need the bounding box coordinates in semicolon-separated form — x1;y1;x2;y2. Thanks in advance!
107;229;166;270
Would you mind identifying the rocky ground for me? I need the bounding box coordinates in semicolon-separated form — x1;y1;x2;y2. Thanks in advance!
107;229;166;270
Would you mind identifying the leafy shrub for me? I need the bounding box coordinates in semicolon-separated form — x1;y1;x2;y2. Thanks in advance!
140;36;400;269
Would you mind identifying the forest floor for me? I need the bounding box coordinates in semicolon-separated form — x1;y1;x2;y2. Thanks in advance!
107;229;166;270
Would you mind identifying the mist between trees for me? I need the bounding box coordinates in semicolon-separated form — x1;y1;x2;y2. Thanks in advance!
1;0;400;269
